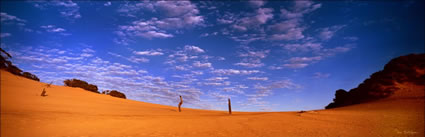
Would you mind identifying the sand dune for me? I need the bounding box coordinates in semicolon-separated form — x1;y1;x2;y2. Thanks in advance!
1;70;423;137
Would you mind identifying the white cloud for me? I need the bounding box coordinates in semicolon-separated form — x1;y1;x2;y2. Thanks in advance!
211;69;260;75
128;56;150;63
108;52;150;63
32;1;81;20
254;80;301;95
281;42;322;52
280;1;321;19
255;8;274;24
205;77;228;81
318;25;345;40
115;1;204;44
80;53;93;58
217;18;233;24
0;12;26;23
234;62;264;68
209;92;233;101
282;56;321;69
266;0;322;41
0;12;29;32
221;86;245;94
244;79;300;108
141;31;174;39
174;65;189;71
200;32;218;37
282;63;309;69
319;44;354;56
115;20;174;41
40;25;70;36
267;19;299;32
165;45;206;66
217;57;226;61
82;48;95;53
269;27;305;41
191;71;203;75
236;47;269;68
233;8;274;32
117;1;155;17
56;1;81;19
155;1;200;17
287;56;322;63
277;56;322;69
313;72;330;78
203;81;231;86
133;49;164;56
184;45;205;53
193;61;212;68
247;77;269;81
239;49;270;59
268;65;284;70
104;1;111;6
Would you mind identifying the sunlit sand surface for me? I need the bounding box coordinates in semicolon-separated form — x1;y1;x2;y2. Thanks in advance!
1;70;423;137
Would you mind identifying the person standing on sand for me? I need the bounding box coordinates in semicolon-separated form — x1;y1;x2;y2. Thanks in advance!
41;88;47;97
178;95;183;112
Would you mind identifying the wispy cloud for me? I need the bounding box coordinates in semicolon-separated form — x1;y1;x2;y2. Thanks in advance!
114;1;204;44
247;77;269;81
211;69;260;75
193;61;212;68
133;49;164;56
0;12;26;23
318;25;346;40
235;47;270;68
32;1;81;20
108;52;149;63
313;72;330;78
282;56;322;69
40;25;70;36
205;77;229;81
184;45;205;53
104;1;111;6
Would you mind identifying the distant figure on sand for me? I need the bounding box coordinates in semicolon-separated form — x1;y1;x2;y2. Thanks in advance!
228;98;232;115
46;81;53;88
41;88;47;97
178;96;183;112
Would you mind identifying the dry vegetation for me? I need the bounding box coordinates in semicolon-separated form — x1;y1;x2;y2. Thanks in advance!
1;48;40;81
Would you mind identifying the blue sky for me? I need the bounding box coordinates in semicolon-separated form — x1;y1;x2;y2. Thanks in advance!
1;0;423;111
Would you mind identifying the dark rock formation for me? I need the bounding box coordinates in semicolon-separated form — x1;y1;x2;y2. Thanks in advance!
326;53;425;109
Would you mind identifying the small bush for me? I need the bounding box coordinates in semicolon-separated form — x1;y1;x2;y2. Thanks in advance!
103;90;126;99
1;48;41;82
6;64;22;75
64;79;99;93
22;72;40;81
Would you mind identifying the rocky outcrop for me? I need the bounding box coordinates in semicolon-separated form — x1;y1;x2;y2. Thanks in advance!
326;53;425;109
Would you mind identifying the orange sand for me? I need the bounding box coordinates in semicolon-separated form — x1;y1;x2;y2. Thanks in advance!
1;70;423;137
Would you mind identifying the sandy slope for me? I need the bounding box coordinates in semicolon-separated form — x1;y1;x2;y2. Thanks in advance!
1;70;424;137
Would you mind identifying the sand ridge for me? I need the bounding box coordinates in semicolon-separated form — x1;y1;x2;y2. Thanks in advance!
1;70;424;137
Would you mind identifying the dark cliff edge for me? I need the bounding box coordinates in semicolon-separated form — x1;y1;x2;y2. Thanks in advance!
326;53;425;109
